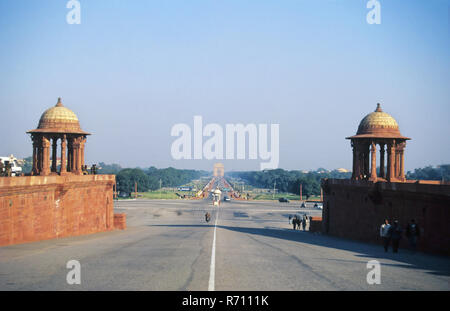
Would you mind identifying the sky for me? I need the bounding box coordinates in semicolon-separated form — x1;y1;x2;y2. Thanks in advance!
0;0;449;172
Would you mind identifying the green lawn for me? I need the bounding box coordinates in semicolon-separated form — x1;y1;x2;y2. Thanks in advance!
132;190;321;201
136;190;199;199
251;193;300;201
250;193;322;201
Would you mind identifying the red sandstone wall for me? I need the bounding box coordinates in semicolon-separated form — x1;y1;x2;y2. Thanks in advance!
0;175;116;246
114;213;127;230
309;217;322;233
321;179;450;256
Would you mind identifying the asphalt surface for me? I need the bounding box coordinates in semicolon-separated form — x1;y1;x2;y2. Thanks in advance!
0;199;448;290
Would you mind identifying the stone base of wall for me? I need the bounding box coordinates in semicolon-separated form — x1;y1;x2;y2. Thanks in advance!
321;179;450;256
0;174;120;246
309;217;322;233
114;213;127;230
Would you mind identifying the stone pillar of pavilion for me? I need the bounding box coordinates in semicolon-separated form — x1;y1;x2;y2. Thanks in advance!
387;141;396;182
71;136;84;175
351;141;357;180
397;141;406;181
32;138;39;175
27;98;91;176
40;136;51;176
379;144;385;179
369;142;377;181
347;104;410;183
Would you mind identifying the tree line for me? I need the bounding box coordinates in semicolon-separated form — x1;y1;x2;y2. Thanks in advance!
406;165;449;181
97;163;209;194
227;169;351;198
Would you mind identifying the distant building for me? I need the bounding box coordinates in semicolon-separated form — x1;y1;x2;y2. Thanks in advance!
213;163;224;177
336;168;349;173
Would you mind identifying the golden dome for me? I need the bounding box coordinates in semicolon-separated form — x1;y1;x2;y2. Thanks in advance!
347;104;409;140
28;98;90;135
357;104;400;135
38;98;80;130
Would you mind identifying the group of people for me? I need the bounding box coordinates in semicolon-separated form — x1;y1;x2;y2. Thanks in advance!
0;161;12;177
290;214;308;231
380;219;421;253
81;164;98;175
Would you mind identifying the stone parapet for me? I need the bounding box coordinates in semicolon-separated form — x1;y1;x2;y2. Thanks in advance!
321;178;450;256
0;174;118;246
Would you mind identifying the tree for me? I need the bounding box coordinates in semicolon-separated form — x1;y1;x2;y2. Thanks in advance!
407;165;450;181
116;168;151;194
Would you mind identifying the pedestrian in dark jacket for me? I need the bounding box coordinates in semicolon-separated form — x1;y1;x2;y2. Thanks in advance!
205;212;211;223
302;215;307;231
390;220;403;253
406;219;420;253
380;219;391;252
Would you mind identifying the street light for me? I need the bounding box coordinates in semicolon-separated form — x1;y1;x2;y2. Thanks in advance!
273;181;276;200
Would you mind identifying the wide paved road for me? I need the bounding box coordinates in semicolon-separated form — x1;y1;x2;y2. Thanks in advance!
0;199;448;290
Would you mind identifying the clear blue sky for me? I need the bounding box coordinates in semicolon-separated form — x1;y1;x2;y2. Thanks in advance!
0;0;449;171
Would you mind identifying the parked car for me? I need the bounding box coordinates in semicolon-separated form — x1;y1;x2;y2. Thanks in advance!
279;197;289;203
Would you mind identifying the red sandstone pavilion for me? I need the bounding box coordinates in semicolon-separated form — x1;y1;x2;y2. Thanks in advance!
321;104;450;256
27;97;90;176
0;98;125;247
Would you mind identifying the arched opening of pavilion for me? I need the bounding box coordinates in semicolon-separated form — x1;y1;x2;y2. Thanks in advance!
346;103;410;182
26;98;90;176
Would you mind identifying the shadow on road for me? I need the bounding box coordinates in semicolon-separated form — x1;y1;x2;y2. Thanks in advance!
150;224;450;277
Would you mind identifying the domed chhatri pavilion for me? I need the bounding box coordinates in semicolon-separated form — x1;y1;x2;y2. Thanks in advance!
321;103;450;256
0;98;125;247
346;103;410;182
27;98;90;176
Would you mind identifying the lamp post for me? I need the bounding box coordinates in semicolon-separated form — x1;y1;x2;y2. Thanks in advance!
273;181;276;200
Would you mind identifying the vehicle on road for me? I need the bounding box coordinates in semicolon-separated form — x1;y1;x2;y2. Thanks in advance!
301;202;306;208
314;203;323;209
118;192;130;198
278;197;289;203
0;156;22;176
223;196;230;202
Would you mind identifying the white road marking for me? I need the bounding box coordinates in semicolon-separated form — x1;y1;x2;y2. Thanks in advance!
208;211;219;291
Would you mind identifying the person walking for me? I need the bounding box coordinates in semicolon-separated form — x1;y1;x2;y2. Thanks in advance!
406;219;420;253
292;215;298;230
380;219;391;252
391;220;403;253
302;215;307;231
205;212;211;223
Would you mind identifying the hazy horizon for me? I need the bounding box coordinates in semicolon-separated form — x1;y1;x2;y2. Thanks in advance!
1;1;449;172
